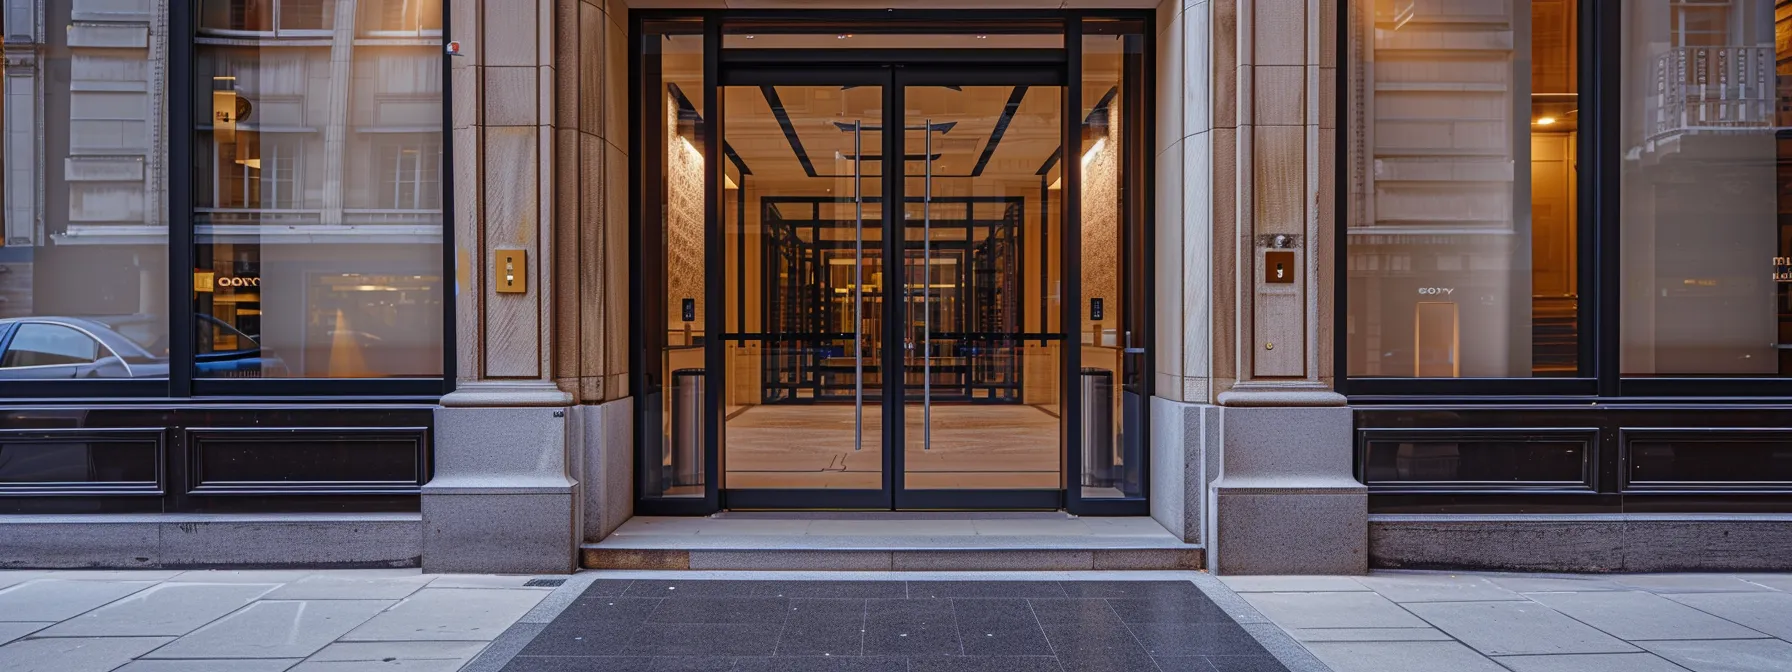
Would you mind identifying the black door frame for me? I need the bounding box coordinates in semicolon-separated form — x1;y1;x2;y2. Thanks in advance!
633;11;1156;516
715;58;1067;511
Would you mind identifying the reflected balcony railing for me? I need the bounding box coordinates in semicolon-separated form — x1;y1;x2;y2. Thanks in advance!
1646;46;1782;148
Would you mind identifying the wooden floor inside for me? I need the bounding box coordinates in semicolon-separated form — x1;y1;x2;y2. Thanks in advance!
723;404;1061;489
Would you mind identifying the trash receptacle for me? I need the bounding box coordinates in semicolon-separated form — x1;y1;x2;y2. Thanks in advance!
1080;367;1115;488
672;368;705;487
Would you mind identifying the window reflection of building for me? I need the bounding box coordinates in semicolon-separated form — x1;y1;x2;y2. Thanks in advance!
0;0;172;379
194;0;445;379
1347;0;1580;378
1620;0;1790;376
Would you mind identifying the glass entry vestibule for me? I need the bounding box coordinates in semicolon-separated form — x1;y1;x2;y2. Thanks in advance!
635;15;1152;514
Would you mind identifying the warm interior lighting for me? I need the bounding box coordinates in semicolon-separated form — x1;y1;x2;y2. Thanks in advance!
1535;117;1556;126
1046;138;1108;190
235;158;262;169
725;174;739;190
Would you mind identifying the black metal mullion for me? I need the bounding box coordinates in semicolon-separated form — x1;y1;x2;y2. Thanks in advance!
169;1;195;401
1589;0;1619;399
702;14;724;512
886;71;903;506
1063;16;1084;513
439;0;457;396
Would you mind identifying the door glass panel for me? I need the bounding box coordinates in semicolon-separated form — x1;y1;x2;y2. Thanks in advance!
903;85;1064;490
639;19;704;501
1080;19;1148;500
723;84;885;490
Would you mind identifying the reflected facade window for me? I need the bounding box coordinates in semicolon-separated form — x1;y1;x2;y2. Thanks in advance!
1619;0;1792;377
193;0;445;379
1345;0;1582;378
0;0;171;380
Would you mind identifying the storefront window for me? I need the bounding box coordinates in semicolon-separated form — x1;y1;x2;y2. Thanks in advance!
0;1;171;380
193;1;445;379
1345;0;1582;378
1619;0;1792;377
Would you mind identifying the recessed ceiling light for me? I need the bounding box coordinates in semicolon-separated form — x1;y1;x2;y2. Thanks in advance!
1535;117;1556;126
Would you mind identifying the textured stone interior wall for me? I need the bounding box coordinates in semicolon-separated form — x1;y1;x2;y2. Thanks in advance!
666;95;706;336
1082;99;1122;346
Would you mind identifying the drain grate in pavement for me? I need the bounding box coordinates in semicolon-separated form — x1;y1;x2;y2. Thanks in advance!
523;578;566;587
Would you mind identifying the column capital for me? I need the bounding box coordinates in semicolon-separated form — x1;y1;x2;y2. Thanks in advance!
441;380;573;407
1216;382;1345;407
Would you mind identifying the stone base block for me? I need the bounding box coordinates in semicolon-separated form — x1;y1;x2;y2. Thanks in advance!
0;514;420;569
1149;398;1215;544
1211;489;1367;575
424;402;576;574
423;493;575;574
578;397;634;543
1372;514;1792;573
1206;404;1366;575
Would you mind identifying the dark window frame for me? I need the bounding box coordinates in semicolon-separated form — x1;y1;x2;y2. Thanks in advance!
0;1;455;401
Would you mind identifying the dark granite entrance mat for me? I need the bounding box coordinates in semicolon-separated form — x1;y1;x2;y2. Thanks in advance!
471;579;1309;672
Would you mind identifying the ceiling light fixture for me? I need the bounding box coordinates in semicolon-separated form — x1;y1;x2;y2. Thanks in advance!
1535;117;1556;126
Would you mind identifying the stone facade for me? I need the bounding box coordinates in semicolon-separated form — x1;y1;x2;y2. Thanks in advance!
431;0;1363;575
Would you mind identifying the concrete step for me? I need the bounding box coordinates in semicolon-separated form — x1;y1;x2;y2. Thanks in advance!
581;514;1203;571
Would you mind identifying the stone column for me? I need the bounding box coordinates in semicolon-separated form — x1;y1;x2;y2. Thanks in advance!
424;0;631;574
1206;0;1364;575
424;0;577;574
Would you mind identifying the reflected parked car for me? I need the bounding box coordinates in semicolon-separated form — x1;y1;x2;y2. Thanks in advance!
0;315;286;378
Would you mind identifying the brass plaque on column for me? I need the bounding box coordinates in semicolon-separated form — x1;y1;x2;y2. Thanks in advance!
1265;250;1295;284
496;249;527;293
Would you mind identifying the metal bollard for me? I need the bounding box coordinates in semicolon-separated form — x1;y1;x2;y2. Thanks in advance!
1080;367;1115;488
671;368;705;487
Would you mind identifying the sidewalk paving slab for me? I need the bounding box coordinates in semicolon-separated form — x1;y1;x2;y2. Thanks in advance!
1525;590;1771;641
1287;627;1454;642
36;582;277;638
143;599;393;659
0;635;173;672
1639;639;1792;672
1490;652;1696;672
0;579;156;621
1402;600;1641;656
1241;592;1428;629
1484;575;1626;593
0;622;50;646
340;588;547;642
1303;640;1509;672
1613;575;1779;594
1219;576;1368;593
1353;573;1524;603
293;640;490;671
116;660;300;672
263;573;437;600
1663;591;1792;640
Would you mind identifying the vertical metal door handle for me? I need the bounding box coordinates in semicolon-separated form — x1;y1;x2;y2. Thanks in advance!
853;120;864;452
922;118;932;452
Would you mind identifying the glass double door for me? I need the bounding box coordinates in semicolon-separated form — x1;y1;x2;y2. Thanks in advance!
719;67;1067;509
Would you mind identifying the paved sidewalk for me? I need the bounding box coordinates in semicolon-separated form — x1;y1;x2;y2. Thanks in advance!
6;568;1791;671
0;569;557;672
1226;571;1792;672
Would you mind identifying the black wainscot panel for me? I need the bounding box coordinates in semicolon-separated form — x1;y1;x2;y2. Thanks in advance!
188;427;428;495
1623;429;1792;493
1357;406;1792;514
0;428;165;496
0;405;432;514
1359;428;1597;494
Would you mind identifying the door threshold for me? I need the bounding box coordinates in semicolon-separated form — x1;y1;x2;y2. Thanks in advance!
713;510;1076;520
